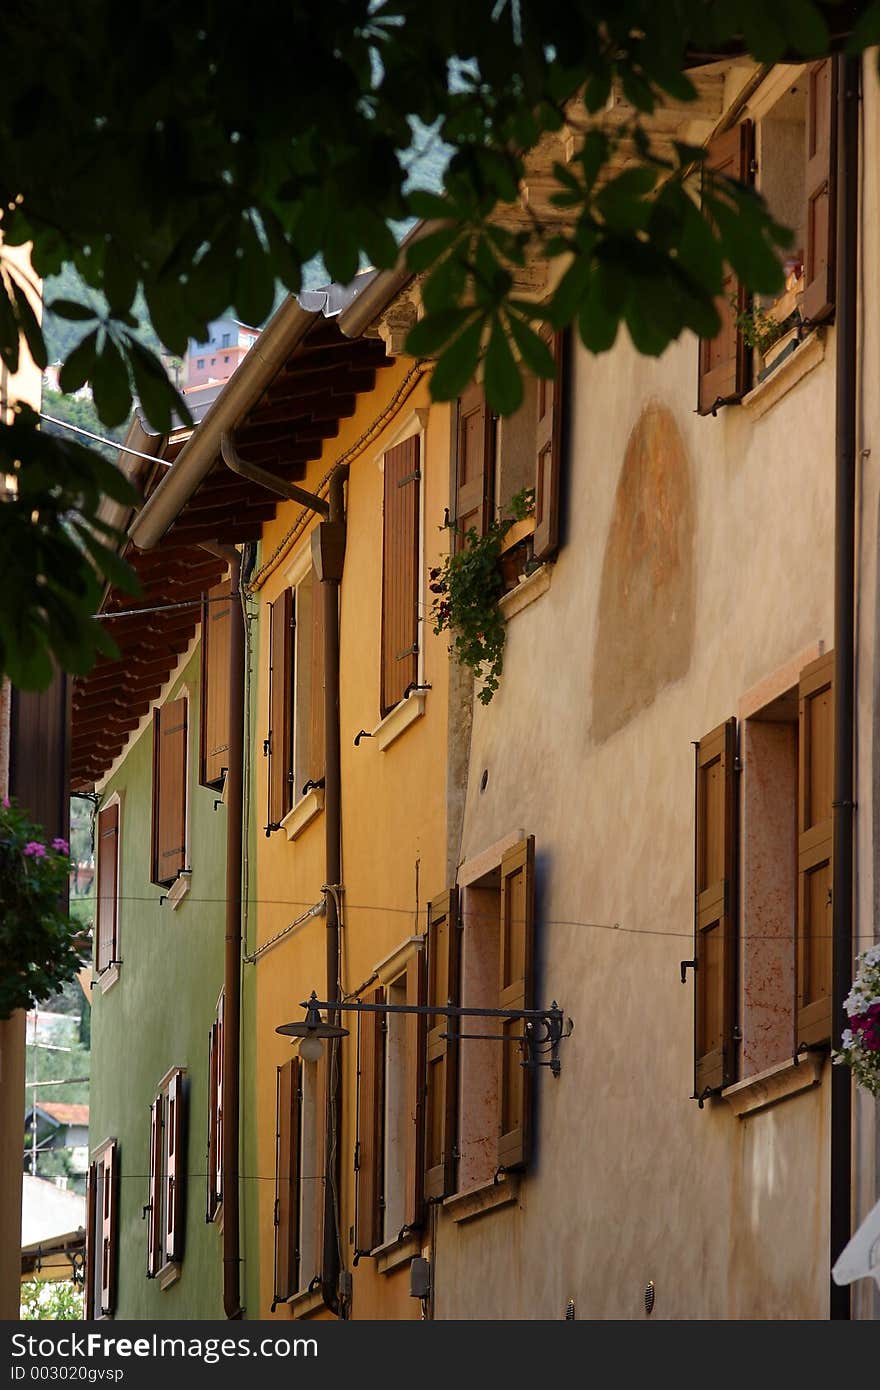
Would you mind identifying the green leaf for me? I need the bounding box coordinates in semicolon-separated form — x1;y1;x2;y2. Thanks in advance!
0;277;20;374
428;316;483;401
421;251;467;316
484;318;522;416
848;0;880;51
407;190;454;221
10;278;47;370
58;330;98;394
103;242;138;312
71;520;140;594
406;225;459;274
124;336;189;432
507;314;556;378
90;334;132;427
46;299;99;322
406;307;472;358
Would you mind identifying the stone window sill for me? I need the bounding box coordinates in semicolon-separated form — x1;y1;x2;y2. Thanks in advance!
722;1052;825;1118
281;788;324;842
372;1232;421;1274
287;1283;326;1317
95;963;121;996
166;873;191;911
499;564;551;621
372;690;426;752
740;329;826;421
157;1261;181;1291
442;1173;521;1224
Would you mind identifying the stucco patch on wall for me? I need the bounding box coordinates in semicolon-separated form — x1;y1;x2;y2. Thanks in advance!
592;402;695;743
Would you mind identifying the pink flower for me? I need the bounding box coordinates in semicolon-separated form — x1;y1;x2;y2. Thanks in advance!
51;838;69;854
23;841;47;858
2;797;9;809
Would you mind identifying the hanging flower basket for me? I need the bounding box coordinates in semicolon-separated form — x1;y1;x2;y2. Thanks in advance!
0;796;84;1021
833;945;880;1098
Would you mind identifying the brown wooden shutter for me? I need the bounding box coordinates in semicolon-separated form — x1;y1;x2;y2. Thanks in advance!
355;986;385;1254
497;836;536;1170
273;1057;301;1306
215;997;224;1213
151;697;187;886
404;946;427;1231
698;122;753;415
456;383;494;546
693;718;738;1095
308;572;325;786
199;579;232;789
85;1161;97;1319
381;436;421;715
310;1044;329;1283
802;59;837;325
206;1025;218;1223
533;332;564;562
425;888;459;1201
96;802;119;973
147;1099;162;1276
797;651;834;1047
267;589;294;831
100;1141;118;1316
165;1071;184;1263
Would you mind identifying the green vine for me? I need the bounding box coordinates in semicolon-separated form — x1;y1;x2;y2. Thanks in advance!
0;797;85;1020
733;296;797;355
430;488;534;705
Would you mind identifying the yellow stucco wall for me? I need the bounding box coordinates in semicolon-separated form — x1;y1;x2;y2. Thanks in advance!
250;358;452;1319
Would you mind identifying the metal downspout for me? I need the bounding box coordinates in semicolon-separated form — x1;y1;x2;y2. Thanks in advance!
830;50;860;1323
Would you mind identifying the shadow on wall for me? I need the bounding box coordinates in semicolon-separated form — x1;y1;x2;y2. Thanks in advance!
592;401;695;743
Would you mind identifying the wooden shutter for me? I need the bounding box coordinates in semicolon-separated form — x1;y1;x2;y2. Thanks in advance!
310;1044;329;1283
698;122;753;415
147;1099;162;1276
206;1005;223;1222
533;332;564;561
797;652;834;1047
456;383;494;546
381;436;421;715
100;1141;118;1316
85;1161;97;1319
274;1057;301;1305
425;888;459;1201
404;946;427;1231
693;719;738;1095
165;1071;184;1263
96;802;119;973
215;997;224;1214
267;589;294;831
199;580;232;789
802;59;837;325
355;986;385;1254
151;697;187;886
497;836;536;1170
308;571;326;786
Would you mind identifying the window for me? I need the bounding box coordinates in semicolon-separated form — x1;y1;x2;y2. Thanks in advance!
196;358;204;369
455;336;564;563
95;799;120;975
273;1052;326;1306
691;651;834;1098
224;355;230;363
151;695;188;888
354;950;425;1254
199;580;232;789
381;432;421;715
85;1140;118;1319
266;561;324;833
147;1068;186;1279
207;992;224;1222
697;61;836;415
425;835;536;1201
221;332;231;348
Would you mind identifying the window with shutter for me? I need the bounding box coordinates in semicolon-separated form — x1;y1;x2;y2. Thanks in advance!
85;1161;97;1319
273;1057;301;1305
802;59;837;324
165;1071;184;1263
455;384;494;546
698;123;753;416
150;697;188;887
266;561;326;832
693;719;738;1096
497;837;535;1170
100;1141;118;1316
355;986;385;1254
425;889;460;1201
403;948;427;1232
147;1099;162;1277
308;573;325;788
96;802;119;974
266;589;294;832
797;652;834;1047
147;1069;187;1279
533;332;565;562
381;435;421;715
207;993;224;1223
199;579;232;789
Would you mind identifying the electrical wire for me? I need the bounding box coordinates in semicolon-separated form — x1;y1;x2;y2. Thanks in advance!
39;411;173;462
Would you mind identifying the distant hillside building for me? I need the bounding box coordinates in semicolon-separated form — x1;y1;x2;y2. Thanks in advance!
185;318;259;389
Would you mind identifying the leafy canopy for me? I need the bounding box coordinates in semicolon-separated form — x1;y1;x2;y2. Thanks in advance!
0;0;875;687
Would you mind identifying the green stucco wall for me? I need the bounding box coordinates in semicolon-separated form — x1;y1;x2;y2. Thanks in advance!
90;642;261;1319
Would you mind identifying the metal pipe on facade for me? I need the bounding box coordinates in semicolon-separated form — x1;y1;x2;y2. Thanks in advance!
200;540;245;1320
830;50;860;1323
318;464;348;1317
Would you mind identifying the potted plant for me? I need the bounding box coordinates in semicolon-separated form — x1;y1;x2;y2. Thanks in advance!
0;796;85;1020
833;944;880;1097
